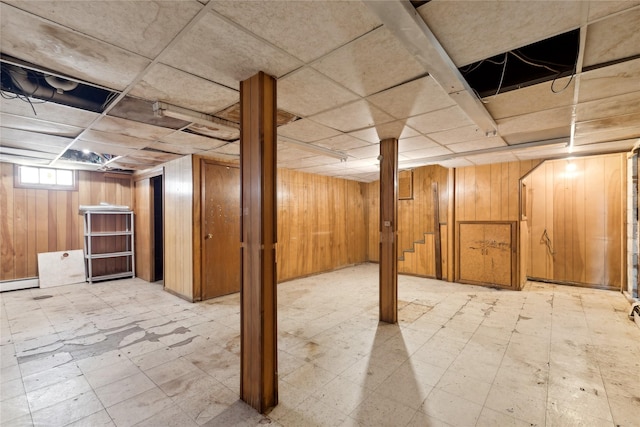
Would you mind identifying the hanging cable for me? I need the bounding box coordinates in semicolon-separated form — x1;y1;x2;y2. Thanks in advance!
509;51;560;73
493;52;508;96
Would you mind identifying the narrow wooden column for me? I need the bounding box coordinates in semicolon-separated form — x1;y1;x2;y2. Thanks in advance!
379;138;398;323
239;72;278;413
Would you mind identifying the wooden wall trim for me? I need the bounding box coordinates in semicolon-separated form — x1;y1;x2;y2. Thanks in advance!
133;167;163;182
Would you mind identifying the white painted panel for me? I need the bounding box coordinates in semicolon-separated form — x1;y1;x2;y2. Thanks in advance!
447;136;507;153
0;4;150;90
399;135;440;153
38;250;85;288
418;0;581;66
588;1;640;21
80;129;152;150
577;91;640;122
160;131;227;151
579;58;640;103
367;76;455;119
0;278;39;292
405;106;473;134
312;27;426;97
584;9;640;67
313;134;371;151
428;125;487;146
162;11;302;90
130;64;238;114
310;100;394;133
278;68;359;117
0;113;83;137
0;127;73;147
497;106;573;137
92;117;173;141
211;1;380;62
0;97;99;127
277;119;341;143
4;0;203;58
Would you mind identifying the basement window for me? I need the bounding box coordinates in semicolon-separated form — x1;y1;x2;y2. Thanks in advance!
14;165;78;190
460;29;579;97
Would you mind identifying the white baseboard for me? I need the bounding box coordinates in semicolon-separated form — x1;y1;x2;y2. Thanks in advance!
0;278;39;292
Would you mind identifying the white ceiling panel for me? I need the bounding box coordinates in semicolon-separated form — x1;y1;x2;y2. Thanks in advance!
574;124;640;146
160;131;227;151
399;146;453;160
210;1;380;63
584;8;640;67
79;129;151;150
161;11;302;90
313;134;371;152
198;152;240;164
467;152;519;165
497;106;573;138
0;97;99;127
74;140;137;157
405;106;473;135
4;0;203;59
418;1;581;67
0;137;68;154
277;119;341;143
210;142;240;156
0;127;73;148
278;68;359;117
428;125;486;146
579;59;640;103
346;144;382;160
434;158;475;169
312;27;426;97
348;121;420;144
310;100;394;133
279;155;341;169
484;77;575;120
0;146;57;160
588;1;640;21
0;3;150;91
367;76;455;119
130;64;238;114
399;135;440;153
0;113;82;137
92;116;173;142
145;141;204;156
447;137;507;154
577;91;640;122
296;163;353;176
276;145;318;163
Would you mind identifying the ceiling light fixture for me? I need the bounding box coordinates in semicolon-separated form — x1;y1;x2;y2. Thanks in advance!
280;137;348;161
153;101;239;131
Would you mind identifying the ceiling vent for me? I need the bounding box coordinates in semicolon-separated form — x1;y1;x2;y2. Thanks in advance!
460;29;579;98
0;58;118;114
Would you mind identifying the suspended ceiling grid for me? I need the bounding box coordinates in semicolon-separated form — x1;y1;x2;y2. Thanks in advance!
0;0;638;182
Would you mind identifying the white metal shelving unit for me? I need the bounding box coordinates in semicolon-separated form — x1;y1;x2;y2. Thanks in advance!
83;210;135;283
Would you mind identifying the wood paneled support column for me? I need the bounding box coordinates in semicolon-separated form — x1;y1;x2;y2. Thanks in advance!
239;72;278;413
379;138;398;323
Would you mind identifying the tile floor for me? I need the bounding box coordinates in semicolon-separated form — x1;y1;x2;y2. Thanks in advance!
1;263;639;426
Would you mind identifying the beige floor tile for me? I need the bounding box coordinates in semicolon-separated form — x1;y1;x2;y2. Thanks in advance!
83;358;141;389
134;404;199;427
31;391;104;427
21;361;82;393
26;375;92;412
421;388;483;426
0;393;30;424
350;390;417;427
476;407;536;427
485;383;547;426
313;376;372;415
434;369;492;406
0;377;25;401
95;372;156;407
280;395;348;427
106;387;172;427
65;409;114;427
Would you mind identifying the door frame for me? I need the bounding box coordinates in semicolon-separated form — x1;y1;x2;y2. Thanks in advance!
133;167;164;283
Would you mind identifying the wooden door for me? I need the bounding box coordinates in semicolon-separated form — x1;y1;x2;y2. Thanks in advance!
202;162;241;300
459;223;487;283
458;221;514;288
484;223;513;287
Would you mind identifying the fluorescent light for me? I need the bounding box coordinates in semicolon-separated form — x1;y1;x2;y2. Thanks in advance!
153;101;239;132
280;137;348;161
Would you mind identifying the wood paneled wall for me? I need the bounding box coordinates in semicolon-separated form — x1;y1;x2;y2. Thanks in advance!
366;180;380;262
277;169;368;282
523;153;626;289
0;162;132;281
134;177;153;282
163;156;194;300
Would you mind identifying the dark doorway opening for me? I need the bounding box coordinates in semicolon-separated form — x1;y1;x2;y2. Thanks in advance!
152;175;164;281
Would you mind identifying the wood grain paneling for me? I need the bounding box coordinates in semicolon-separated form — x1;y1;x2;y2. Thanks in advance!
1;162;132;282
379;138;398;324
277;169;368;282
523;153;626;289
163;156;194;300
134;178;153;282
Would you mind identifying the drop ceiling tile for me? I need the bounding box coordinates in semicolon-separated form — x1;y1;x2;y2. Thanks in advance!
312;27;426;97
80;129;151;150
313;134;371;151
399;146;453;160
484;77;575;120
130;64;238;114
145;141;203;156
91;116;173;141
0;146;57;160
574;124;640;146
503;128;571;145
588;1;640;21
405;106;473;134
428;125;486;145
349;122;421;144
584;8;640;67
295;163;352;176
74;140;137;157
346;144;382;160
0;4;150;91
437;158;474;168
0;137;67;155
210;142;240;156
0;127;73;148
309;100;394;132
279;155;341;169
3;0;203;58
132;150;181;163
340;171;379;183
577;91;640;121
469;152;519;165
0;113;82;137
277;119;342;143
367;76;454;119
576;112;640;135
446;136;507;153
399;135;440;153
276;145;318;163
162;11;302;90
497;106;573;137
278;68;359;117
211;1;380;62
579;58;640;103
0;97;99;127
418;1;581;67
514;146;570;160
198;152;240;164
160;131;227;151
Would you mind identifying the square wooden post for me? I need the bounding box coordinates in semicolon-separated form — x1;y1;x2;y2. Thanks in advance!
239;71;278;413
379;138;398;323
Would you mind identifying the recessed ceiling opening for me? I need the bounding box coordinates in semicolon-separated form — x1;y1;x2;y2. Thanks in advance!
1;58;119;114
460;29;579;98
61;149;117;165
